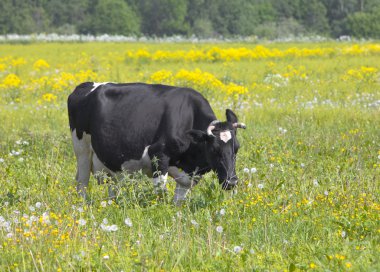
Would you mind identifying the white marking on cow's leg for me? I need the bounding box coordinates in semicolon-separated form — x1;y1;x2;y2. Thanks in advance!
174;183;191;205
71;129;92;199
153;173;168;192
108;181;117;200
168;166;196;205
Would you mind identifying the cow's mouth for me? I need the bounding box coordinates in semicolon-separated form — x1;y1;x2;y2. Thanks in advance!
221;177;238;190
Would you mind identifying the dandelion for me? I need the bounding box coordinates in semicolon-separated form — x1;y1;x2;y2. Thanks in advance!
29;206;35;212
279;127;288;134
258;183;264;189
0;158;4;163
216;226;223;233
124;218;132;227
109;225;118;231
345;262;352;268
103;255;110;260
78;219;87;226
341;230;346;238
313;179;319;186
269;163;274;168
324;191;329;196
191;220;199;226
300;163;305;168
219;209;226;216
233;246;242;253
310;262;317;269
250;167;257;173
243;168;249;173
100;201;107;208
35;202;42;209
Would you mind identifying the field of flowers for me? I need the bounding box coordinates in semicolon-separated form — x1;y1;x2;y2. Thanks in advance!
0;41;379;271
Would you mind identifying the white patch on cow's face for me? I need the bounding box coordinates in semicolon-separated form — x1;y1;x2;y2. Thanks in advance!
220;130;232;143
89;82;109;93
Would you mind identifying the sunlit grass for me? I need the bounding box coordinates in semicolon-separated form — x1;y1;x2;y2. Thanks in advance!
0;42;379;271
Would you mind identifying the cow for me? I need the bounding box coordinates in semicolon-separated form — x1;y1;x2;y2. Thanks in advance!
68;82;246;204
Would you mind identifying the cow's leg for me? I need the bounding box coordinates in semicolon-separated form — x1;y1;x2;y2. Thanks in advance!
92;151;118;200
168;167;196;205
148;142;170;192
72;130;92;199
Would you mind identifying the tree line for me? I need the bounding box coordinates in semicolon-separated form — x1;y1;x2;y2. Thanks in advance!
1;0;380;39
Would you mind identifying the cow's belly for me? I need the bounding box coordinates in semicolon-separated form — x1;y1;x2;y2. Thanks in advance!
90;143;152;177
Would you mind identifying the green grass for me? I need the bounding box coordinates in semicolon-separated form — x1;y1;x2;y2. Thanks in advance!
0;42;379;271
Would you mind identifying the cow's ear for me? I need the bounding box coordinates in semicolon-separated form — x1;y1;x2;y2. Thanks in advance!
186;130;209;143
226;109;238;123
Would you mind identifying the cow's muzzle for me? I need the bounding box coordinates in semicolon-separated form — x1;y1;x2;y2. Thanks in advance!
221;177;238;190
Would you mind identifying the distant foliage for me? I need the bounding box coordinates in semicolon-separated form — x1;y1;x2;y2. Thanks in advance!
1;0;380;38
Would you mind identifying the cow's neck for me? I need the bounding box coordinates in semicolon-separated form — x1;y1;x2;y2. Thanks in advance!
175;142;211;177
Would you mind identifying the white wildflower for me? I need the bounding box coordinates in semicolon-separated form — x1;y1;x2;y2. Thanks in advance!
124;218;133;227
233;246;242;253
219;208;226;216
300;163;305;168
258;183;264;189
313;179;319;186
100;201;107;208
216;226;223;233
29;206;35;212
109;224;118;231
341;231;346;238
0;158;4;163
190;220;199;226
324;190;329;196
78;219;87;226
6;232;13;239
103;255;110;260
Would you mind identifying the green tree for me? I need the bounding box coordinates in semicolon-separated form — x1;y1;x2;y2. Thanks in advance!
90;0;140;35
0;0;50;34
299;0;330;34
139;0;189;36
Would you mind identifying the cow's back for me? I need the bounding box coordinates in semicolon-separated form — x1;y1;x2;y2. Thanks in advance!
68;82;216;171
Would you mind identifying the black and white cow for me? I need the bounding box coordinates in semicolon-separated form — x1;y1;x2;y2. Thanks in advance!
68;82;246;204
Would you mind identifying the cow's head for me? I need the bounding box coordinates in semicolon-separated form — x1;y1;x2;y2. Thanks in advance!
187;109;246;190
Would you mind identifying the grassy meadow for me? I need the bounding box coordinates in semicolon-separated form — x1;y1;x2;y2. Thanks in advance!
0;41;379;271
